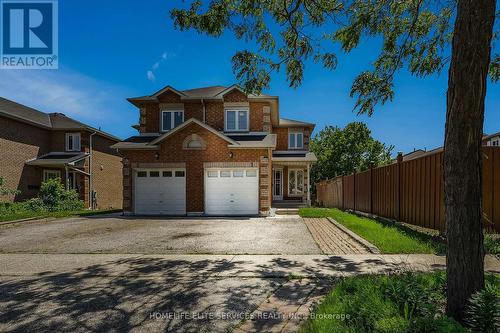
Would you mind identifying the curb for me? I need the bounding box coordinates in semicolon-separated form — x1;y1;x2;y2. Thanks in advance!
0;217;55;227
326;217;381;254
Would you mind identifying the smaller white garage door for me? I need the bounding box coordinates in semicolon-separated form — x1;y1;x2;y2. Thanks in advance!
134;169;186;215
205;168;259;215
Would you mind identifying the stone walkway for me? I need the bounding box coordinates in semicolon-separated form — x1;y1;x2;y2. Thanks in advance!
303;218;370;254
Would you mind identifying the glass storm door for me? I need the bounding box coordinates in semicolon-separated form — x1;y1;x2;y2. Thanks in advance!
273;169;283;200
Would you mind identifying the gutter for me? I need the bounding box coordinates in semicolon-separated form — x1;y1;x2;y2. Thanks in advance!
89;132;96;210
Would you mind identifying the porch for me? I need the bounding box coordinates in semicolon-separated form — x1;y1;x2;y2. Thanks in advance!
271;151;317;211
26;152;93;208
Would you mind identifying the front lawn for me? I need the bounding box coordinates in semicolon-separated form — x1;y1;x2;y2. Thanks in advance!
0;209;122;222
299;272;499;333
300;208;444;254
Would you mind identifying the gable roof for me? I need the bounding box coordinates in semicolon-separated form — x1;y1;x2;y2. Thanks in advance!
483;131;500;140
127;84;276;103
0;97;121;141
278;118;315;128
150;118;238;145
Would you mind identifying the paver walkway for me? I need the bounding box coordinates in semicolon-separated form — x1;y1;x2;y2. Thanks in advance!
303;218;370;254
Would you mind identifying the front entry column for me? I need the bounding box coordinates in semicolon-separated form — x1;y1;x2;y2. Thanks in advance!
306;163;311;206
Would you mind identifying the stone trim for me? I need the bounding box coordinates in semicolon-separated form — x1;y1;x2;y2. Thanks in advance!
134;162;186;168
159;103;184;110
182;134;206;150
203;161;259;168
223;102;249;108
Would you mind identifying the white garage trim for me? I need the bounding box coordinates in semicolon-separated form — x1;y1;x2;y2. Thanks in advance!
134;168;186;215
204;167;259;216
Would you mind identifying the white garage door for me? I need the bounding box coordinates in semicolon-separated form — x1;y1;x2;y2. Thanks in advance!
134;169;186;215
205;168;259;215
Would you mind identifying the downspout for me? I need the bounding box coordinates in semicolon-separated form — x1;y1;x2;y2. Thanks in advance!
201;98;206;123
89;132;96;209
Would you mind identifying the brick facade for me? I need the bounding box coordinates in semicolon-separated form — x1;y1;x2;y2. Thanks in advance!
0;116;122;209
0;117;51;201
273;127;311;151
123;86;315;215
121;122;270;214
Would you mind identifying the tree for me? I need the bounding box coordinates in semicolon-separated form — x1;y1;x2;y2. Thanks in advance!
170;0;498;321
310;122;393;186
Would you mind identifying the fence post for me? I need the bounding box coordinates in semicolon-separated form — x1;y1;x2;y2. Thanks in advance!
370;166;374;214
353;172;356;211
341;176;344;210
397;152;403;221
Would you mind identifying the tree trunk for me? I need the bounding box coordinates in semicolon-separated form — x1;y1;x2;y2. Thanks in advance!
444;0;495;322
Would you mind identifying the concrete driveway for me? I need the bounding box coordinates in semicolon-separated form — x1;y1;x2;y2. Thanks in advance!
0;215;321;254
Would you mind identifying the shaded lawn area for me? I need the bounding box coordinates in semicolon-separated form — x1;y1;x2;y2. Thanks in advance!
299;272;499;333
300;208;444;254
0;209;122;222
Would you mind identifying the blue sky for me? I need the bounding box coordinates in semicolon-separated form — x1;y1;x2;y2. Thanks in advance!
1;0;498;155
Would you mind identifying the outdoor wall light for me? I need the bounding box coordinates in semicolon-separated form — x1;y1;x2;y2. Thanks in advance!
154;152;160;160
229;152;233;158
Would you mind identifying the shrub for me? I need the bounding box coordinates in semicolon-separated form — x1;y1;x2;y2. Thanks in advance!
465;285;500;333
39;178;83;211
21;198;46;212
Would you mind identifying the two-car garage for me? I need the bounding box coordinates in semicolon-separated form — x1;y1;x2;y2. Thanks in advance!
133;167;259;216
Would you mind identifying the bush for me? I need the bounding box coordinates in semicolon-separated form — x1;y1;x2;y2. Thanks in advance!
465;285;500;333
21;198;46;212
39;178;83;211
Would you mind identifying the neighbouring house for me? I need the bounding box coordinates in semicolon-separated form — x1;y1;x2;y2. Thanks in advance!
0;97;123;209
112;85;317;216
483;131;500;146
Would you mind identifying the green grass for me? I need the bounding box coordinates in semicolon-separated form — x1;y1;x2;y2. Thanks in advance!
484;234;500;255
0;209;122;222
299;208;444;254
299;272;499;333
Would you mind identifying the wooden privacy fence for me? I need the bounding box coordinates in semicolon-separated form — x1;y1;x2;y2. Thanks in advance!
316;147;500;233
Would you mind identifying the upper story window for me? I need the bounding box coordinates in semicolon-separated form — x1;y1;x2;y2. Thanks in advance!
66;133;81;151
288;131;303;149
225;109;249;132
161;110;184;132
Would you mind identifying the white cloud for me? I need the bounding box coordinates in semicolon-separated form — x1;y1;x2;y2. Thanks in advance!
146;51;176;82
0;68;133;126
146;70;155;81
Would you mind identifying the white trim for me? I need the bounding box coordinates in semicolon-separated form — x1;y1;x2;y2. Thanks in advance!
160;110;184;132
151;118;238;146
224;108;249;132
43;169;61;182
65;132;81;152
288;168;305;196
273;168;283;200
151;85;187;97
288;129;304;149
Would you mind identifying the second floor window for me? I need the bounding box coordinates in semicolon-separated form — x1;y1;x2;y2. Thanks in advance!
162;110;184;131
225;109;249;132
66;133;81;151
288;132;303;149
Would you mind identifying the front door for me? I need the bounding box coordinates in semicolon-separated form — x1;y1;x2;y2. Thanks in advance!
273;168;283;200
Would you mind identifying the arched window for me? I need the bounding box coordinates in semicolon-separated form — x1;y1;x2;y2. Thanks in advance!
182;134;206;150
187;139;202;149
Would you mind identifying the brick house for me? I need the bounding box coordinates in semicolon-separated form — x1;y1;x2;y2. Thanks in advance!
112;85;317;216
0;97;123;209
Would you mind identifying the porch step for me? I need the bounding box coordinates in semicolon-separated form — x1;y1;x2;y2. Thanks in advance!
272;200;308;208
275;208;300;215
